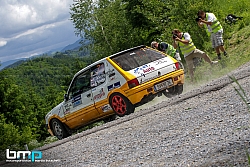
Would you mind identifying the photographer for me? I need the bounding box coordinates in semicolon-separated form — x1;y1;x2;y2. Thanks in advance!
172;29;218;82
151;41;183;69
197;10;227;60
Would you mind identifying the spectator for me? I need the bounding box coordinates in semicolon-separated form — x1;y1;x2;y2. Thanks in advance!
151;41;183;68
197;10;227;60
172;29;218;82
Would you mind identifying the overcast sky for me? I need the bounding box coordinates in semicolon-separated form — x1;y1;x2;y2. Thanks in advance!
0;0;80;63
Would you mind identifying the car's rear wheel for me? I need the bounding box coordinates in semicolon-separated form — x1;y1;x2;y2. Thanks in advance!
163;84;183;98
109;93;135;117
51;119;69;140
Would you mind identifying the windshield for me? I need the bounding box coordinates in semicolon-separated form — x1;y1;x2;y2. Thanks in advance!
111;47;165;71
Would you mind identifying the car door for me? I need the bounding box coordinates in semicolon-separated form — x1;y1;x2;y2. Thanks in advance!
63;69;99;129
90;62;113;115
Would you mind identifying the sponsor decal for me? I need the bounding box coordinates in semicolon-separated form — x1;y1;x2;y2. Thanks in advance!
72;94;82;108
133;64;148;74
91;73;106;87
154;59;168;65
107;81;121;91
133;65;155;74
64;103;71;114
94;88;105;100
107;84;113;91
143;67;155;73
64;109;70;115
101;104;112;112
107;69;116;81
114;81;121;88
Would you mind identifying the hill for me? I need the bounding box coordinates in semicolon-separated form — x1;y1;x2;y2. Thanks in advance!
60;39;82;52
0;38;91;70
0;58;27;70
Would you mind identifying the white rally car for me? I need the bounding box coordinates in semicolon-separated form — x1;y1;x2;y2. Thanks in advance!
45;45;185;139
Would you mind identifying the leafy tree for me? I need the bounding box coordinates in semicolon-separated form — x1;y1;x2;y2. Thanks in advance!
70;0;249;57
0;54;95;155
70;0;147;59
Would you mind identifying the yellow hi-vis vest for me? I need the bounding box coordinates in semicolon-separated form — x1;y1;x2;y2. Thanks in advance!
204;13;222;34
178;34;196;56
165;43;176;57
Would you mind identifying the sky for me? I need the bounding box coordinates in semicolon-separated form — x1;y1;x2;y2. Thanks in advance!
0;0;80;63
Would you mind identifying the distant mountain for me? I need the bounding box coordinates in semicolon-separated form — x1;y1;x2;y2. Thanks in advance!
0;38;90;70
61;38;91;52
0;58;27;70
0;39;92;70
61;39;82;52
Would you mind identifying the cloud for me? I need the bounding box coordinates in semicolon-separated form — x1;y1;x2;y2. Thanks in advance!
0;19;78;62
0;0;72;37
0;41;7;47
0;0;79;63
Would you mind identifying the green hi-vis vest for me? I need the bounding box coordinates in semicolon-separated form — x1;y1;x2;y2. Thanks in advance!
165;43;176;57
204;13;222;34
178;34;196;55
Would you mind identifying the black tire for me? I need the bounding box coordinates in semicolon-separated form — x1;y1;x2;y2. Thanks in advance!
163;84;183;98
175;84;183;94
51;119;69;140
109;93;135;117
103;115;117;123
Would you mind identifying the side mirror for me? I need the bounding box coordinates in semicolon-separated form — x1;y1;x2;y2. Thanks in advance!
64;94;69;101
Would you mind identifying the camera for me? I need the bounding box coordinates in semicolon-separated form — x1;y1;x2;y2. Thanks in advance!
173;34;178;39
195;16;202;22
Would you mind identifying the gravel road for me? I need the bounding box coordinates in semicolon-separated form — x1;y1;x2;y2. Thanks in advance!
2;62;250;167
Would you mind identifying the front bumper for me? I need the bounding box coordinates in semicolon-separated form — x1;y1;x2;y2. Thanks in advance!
46;124;54;136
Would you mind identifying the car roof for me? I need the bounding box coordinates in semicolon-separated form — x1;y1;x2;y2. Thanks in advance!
74;45;145;77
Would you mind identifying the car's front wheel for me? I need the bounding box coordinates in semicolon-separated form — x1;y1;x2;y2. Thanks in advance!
51;119;69;140
109;93;135;117
163;84;183;98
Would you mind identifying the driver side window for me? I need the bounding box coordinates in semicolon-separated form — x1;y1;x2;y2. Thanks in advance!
68;69;91;99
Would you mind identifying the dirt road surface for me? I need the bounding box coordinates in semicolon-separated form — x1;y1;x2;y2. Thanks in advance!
2;62;250;167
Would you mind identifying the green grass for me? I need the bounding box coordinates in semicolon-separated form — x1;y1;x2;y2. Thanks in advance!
228;75;250;166
229;75;250;111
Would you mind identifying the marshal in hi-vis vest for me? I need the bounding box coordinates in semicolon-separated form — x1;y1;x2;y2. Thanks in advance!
159;42;176;57
204;13;223;35
178;34;196;56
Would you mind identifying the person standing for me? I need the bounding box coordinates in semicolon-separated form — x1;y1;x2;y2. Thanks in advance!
151;41;183;68
172;29;218;82
197;10;227;60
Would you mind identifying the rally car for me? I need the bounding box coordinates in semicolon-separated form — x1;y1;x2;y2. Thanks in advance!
45;45;185;139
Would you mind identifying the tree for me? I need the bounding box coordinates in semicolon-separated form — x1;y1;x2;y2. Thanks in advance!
70;0;147;59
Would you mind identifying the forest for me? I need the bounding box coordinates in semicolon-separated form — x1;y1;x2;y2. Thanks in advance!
1;0;250;160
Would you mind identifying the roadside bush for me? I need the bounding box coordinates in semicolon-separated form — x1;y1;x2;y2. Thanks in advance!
0;114;34;160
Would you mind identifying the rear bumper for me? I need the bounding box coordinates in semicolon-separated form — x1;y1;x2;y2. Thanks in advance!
125;69;184;104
